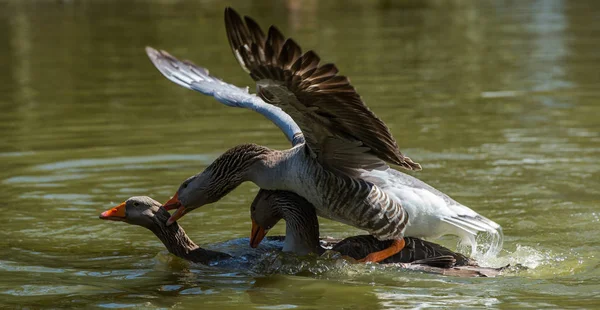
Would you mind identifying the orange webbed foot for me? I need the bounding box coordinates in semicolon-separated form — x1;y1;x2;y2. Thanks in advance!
358;238;405;263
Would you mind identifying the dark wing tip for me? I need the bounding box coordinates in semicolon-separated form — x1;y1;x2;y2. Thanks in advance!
412;256;457;268
224;7;243;26
267;25;285;42
400;156;422;171
224;6;237;16
244;16;266;43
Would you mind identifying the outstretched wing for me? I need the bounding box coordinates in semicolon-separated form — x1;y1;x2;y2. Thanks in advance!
224;7;421;175
145;47;304;146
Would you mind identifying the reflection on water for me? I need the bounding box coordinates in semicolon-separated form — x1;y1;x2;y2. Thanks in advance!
1;0;599;308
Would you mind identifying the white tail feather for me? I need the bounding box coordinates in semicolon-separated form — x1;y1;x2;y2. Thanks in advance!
441;215;503;257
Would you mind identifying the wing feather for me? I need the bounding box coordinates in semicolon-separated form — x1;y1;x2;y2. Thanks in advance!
224;7;421;172
145;46;303;147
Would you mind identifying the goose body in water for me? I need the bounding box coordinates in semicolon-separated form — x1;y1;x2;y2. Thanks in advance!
249;189;505;277
147;8;503;258
99;196;278;267
98;196;502;277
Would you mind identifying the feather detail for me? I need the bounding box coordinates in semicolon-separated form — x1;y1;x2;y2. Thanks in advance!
319;138;389;178
410;256;457;268
224;7;421;172
144;46;304;147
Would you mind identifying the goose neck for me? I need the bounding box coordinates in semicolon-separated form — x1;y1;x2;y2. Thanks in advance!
280;202;322;255
148;212;230;264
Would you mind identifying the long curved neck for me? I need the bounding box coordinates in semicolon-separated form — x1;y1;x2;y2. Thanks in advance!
279;199;323;256
148;211;231;264
209;144;278;192
247;96;303;146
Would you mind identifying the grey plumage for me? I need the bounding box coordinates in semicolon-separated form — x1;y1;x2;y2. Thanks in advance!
101;196;231;265
250;189;475;268
176;142;410;242
145;8;503;258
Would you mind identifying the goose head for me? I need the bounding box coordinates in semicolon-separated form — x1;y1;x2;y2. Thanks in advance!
163;144;271;225
99;196;167;229
249;189;320;256
249;189;285;248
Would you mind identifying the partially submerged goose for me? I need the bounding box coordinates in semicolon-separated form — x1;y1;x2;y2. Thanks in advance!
98;196;497;276
249;189;473;265
249;189;505;277
99;196;289;266
99;196;231;265
147;7;503;258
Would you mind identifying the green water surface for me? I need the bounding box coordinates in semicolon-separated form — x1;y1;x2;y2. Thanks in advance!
0;0;599;308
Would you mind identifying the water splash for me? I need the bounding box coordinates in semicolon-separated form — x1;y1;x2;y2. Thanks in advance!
472;243;575;278
250;250;506;278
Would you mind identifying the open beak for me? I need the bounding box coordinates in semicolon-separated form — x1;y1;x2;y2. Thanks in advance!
162;193;181;211
99;202;126;221
250;219;268;248
163;193;191;226
166;205;188;226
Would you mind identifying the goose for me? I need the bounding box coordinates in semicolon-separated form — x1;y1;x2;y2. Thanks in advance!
249;189;474;267
147;8;503;258
99;196;298;267
99;196;232;265
249;189;506;277
98;196;501;277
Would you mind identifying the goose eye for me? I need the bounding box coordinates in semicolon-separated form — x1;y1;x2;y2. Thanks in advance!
182;183;188;189
133;202;139;207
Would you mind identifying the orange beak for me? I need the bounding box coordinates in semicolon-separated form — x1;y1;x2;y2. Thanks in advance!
163;193;181;211
250;219;268;248
166;205;188;226
99;202;126;221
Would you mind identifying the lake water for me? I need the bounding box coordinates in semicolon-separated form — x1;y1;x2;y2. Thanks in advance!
1;0;599;308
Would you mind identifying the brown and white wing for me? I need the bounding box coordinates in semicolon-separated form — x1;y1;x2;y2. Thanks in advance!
224;8;421;175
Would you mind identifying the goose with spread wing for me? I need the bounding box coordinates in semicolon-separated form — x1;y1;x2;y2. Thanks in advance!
148;8;503;258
